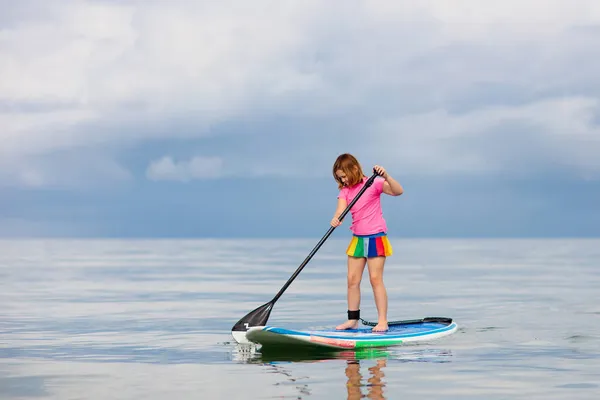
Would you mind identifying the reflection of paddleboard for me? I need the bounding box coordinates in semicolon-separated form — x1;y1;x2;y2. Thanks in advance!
246;317;457;350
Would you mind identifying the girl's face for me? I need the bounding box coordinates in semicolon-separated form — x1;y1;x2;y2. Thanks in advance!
335;169;349;186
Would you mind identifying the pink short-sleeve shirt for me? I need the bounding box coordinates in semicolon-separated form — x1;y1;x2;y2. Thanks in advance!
338;176;387;235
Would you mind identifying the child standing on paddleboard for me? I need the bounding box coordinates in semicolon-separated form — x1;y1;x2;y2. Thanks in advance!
331;153;404;332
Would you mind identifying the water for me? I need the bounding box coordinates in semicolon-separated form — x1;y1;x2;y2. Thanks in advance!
1;238;599;399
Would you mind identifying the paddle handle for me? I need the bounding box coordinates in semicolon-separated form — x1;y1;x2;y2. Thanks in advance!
271;171;380;303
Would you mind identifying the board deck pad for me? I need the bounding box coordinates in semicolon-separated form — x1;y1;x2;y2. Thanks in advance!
245;317;457;350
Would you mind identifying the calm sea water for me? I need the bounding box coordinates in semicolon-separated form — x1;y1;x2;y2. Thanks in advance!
1;238;599;399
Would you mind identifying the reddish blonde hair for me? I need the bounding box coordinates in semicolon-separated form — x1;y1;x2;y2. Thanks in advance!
332;153;365;189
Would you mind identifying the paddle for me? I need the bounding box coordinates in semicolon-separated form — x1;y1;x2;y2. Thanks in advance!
231;170;381;342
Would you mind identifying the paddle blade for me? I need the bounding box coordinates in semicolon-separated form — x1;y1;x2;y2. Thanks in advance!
231;302;274;344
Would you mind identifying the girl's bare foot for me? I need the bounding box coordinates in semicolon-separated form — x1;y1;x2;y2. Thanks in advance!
372;321;388;332
336;320;359;330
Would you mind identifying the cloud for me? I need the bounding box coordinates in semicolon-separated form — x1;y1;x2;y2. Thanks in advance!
371;96;600;179
1;0;600;187
0;149;132;188
146;156;223;182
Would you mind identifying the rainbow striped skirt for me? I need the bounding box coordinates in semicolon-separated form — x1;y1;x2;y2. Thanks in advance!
346;232;393;258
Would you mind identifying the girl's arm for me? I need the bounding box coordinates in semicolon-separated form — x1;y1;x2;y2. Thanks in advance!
374;165;404;196
382;175;404;196
331;198;348;227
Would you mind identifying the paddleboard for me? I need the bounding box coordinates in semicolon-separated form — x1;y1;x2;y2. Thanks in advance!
245;317;457;350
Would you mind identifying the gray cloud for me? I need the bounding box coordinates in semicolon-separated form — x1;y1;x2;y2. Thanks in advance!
146;156;223;182
0;149;131;189
370;96;600;179
1;0;600;187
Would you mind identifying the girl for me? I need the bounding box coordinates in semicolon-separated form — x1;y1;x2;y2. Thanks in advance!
331;153;404;332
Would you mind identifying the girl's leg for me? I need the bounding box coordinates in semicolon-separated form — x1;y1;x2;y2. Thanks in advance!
336;256;367;330
366;256;388;332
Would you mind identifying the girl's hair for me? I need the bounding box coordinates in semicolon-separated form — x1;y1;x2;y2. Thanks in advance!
332;153;365;189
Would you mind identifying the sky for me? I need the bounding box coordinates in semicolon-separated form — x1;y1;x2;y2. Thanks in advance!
1;0;599;238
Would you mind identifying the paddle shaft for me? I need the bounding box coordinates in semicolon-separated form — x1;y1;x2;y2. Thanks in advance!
270;172;379;304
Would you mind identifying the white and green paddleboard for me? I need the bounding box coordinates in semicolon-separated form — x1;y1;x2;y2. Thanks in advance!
245;317;457;350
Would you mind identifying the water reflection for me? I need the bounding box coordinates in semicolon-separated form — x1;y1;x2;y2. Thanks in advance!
345;359;387;400
231;344;452;399
231;343;453;364
263;362;312;397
